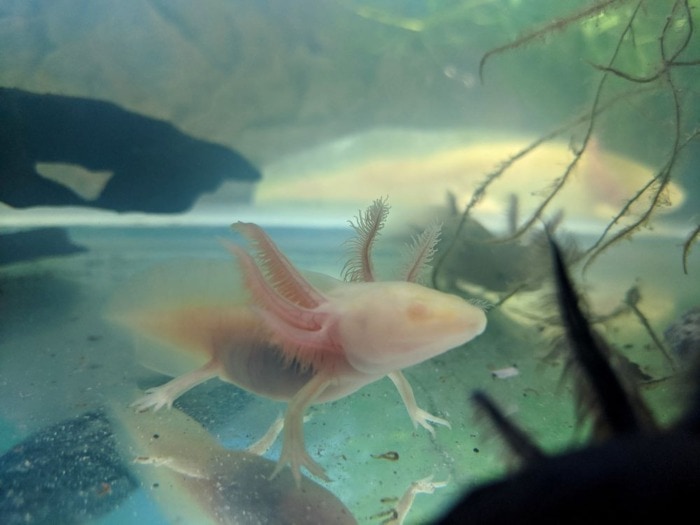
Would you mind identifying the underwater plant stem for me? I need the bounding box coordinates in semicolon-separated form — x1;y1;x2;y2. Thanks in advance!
478;0;624;82
493;283;528;308
499;0;644;244
590;0;697;82
431;83;650;289
430;85;652;289
624;291;677;373
435;0;699;290
582;59;682;272
581;0;696;271
682;224;700;275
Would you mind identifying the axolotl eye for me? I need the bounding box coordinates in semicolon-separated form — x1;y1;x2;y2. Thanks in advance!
339;282;487;375
406;301;431;322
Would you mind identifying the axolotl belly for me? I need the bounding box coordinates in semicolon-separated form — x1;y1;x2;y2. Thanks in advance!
110;199;487;484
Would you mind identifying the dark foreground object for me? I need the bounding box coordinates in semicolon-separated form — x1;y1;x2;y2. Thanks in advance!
0;87;261;213
438;430;700;524
437;237;700;524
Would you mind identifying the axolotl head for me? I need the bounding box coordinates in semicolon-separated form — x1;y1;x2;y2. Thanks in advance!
328;281;487;376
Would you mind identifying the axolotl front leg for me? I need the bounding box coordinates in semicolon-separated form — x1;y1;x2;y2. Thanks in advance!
258;369;447;485
388;371;450;433
271;372;334;483
130;335;449;482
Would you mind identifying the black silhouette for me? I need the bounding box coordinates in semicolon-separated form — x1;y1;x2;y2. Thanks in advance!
0;88;261;213
438;237;700;524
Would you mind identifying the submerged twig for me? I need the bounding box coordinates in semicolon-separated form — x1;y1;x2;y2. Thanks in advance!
463;2;643;245
682;224;700;275
435;0;698;293
582;0;695;271
430;85;651;289
589;0;698;81
478;0;624;82
623;287;677;373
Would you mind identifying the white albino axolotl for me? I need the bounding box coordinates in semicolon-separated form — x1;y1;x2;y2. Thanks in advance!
113;197;487;484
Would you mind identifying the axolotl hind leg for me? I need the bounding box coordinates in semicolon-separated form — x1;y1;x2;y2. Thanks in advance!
131;360;220;412
271;372;334;485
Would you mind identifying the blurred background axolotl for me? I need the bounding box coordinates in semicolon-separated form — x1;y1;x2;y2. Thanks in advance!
110;399;451;525
107;198;487;484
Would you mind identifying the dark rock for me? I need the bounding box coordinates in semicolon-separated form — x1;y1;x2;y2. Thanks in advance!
665;306;700;364
0;410;137;525
0;87;261;213
0;227;87;265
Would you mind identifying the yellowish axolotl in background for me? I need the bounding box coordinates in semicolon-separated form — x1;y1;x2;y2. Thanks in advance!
110;400;358;525
109;197;487;484
110;400;447;525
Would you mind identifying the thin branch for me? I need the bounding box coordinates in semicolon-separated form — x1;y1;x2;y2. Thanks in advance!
623;287;677;373
435;0;699;290
683;224;700;275
582;1;688;271
492;0;645;245
479;0;624;82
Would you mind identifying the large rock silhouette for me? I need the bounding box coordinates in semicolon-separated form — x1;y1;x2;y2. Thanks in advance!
0;88;260;213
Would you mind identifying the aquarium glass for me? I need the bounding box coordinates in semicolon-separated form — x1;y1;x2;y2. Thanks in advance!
1;1;699;523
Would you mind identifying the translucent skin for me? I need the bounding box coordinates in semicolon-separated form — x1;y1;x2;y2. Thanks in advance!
117;201;487;485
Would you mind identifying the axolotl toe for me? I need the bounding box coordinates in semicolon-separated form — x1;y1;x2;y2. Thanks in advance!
110;198;486;484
